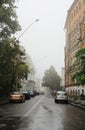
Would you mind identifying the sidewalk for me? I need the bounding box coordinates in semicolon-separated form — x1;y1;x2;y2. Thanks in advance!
69;101;85;110
0;97;9;105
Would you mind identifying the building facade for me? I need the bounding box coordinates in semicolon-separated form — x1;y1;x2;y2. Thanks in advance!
60;67;65;89
65;0;85;95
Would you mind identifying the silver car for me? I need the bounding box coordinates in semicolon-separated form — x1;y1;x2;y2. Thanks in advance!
55;91;68;103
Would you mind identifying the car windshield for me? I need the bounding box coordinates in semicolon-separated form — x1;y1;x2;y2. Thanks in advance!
57;92;67;96
22;91;28;93
29;90;33;93
12;92;20;95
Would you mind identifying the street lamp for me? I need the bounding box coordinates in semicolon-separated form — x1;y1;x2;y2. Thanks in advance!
11;19;39;91
18;19;39;40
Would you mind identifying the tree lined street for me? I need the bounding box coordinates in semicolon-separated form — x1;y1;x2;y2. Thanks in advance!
0;1;85;130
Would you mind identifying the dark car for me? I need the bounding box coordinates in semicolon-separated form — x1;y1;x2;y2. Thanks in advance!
22;91;31;100
33;90;39;96
28;90;35;97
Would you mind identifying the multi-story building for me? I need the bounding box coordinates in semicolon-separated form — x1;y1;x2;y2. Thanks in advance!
65;0;85;95
60;67;65;89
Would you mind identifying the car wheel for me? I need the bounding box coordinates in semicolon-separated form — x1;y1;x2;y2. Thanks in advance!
55;99;57;103
22;97;25;102
20;99;24;103
65;100;68;104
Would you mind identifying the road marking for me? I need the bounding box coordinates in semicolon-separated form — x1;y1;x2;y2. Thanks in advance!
20;96;44;119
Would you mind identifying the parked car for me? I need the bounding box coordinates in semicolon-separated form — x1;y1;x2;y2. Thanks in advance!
39;91;45;95
22;91;31;100
33;90;39;96
9;91;25;103
54;91;68;103
28;90;35;97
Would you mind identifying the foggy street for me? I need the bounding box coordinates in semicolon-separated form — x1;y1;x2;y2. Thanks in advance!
0;95;85;130
0;0;85;130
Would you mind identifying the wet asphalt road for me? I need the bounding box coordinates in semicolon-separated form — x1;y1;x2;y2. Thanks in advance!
0;95;85;130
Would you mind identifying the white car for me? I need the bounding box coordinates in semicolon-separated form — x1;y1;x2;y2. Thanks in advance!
55;91;68;103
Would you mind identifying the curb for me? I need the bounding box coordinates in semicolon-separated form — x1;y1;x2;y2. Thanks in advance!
0;100;9;105
69;102;85;110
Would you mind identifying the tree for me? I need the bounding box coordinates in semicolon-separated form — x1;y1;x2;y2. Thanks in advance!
42;66;61;91
72;48;85;85
0;38;30;92
0;1;30;93
0;0;21;40
10;42;30;91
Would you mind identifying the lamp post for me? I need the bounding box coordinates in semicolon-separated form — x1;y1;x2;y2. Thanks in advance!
18;19;39;40
11;19;39;91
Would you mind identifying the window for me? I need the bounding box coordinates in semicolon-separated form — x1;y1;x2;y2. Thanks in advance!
76;6;78;13
79;2;81;10
74;10;75;16
72;13;73;19
81;89;84;95
78;90;80;95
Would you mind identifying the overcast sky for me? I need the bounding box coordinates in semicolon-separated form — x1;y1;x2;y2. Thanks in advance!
16;0;74;78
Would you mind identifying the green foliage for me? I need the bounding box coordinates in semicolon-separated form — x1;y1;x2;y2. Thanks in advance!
42;65;61;90
0;0;21;40
0;39;14;87
80;95;85;100
17;62;30;80
72;48;85;85
0;38;30;92
0;1;30;93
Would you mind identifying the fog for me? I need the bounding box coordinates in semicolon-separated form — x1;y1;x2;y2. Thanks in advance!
16;0;74;78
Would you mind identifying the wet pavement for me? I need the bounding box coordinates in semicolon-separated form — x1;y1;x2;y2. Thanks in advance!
0;95;85;130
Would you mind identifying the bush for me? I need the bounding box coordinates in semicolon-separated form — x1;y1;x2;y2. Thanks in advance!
80;95;85;100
